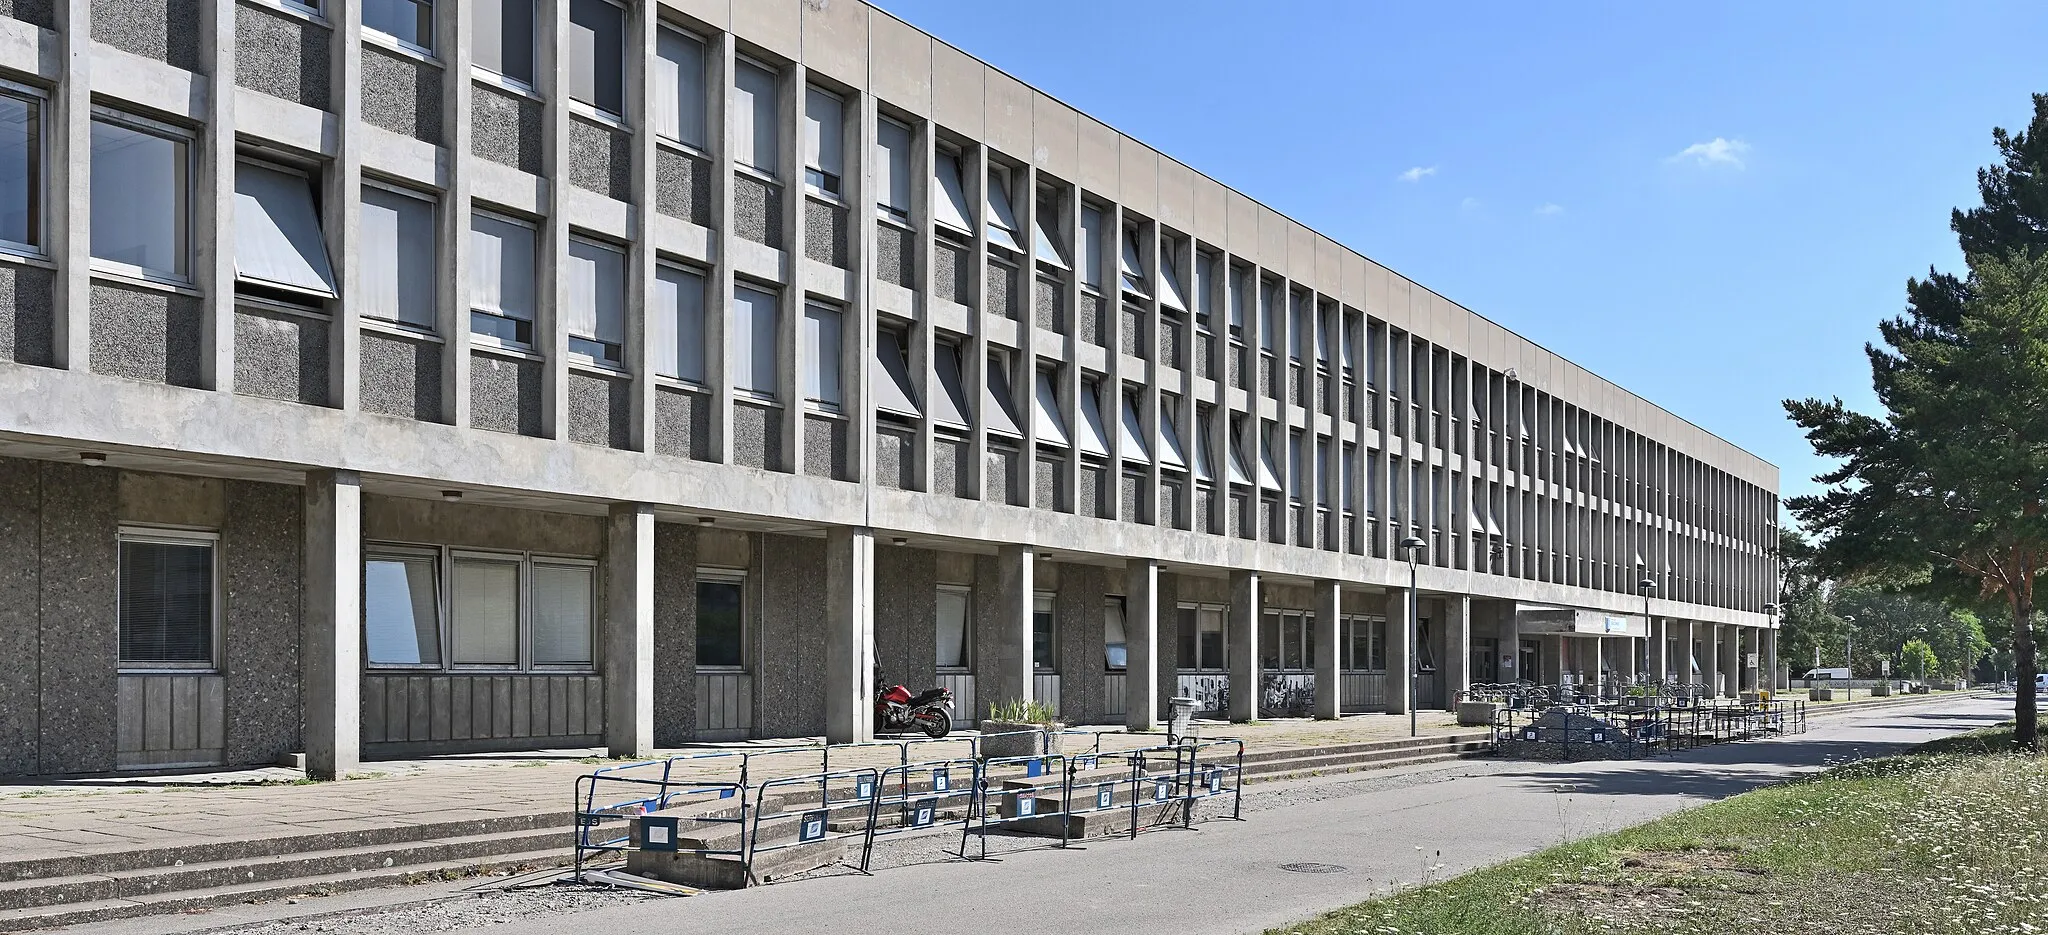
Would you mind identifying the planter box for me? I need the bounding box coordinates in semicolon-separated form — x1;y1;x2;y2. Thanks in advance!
1871;682;1892;697
979;721;1064;760
1456;701;1502;727
1809;688;1836;701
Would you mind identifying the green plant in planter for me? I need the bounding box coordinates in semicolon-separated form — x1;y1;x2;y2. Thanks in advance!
986;699;1059;724
1626;685;1649;697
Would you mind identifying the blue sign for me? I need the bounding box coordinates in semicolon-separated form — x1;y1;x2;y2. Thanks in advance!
1013;793;1036;817
1205;768;1222;794
1025;758;1044;777
854;776;875;800
1152;778;1171;802
1523;729;1539;741
639;815;680;852
799;810;828;843
932;767;950;792
910;798;937;828
1096;784;1114;810
1075;754;1097;770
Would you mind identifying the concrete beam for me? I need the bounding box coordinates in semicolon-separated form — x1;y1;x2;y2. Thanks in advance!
604;504;654;757
825;526;877;744
1125;558;1159;732
1313;579;1340;719
302;469;361;780
1227;570;1260;722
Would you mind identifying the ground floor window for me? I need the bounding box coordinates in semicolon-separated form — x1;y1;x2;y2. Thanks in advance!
1341;614;1384;671
1260;610;1313;672
1032;592;1056;672
1103;598;1127;670
936;585;971;670
1175;604;1225;670
119;528;218;669
696;570;745;669
362;545;596;671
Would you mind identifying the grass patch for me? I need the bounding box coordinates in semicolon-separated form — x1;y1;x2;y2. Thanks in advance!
1273;718;2048;935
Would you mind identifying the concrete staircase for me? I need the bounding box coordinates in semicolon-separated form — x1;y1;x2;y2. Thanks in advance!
624;792;865;889
1234;731;1494;784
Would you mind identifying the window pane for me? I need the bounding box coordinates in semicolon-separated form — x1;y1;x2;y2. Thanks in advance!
652;265;705;382
697;579;744;667
0;94;37;247
475;0;534;83
1198;608;1225;670
90;119;186;277
733;61;778;174
936;588;970;669
565;238;625;349
803;303;842;407
451;559;519;665
1032;594;1055;671
568;0;623;114
803;86;843;193
732;285;779;396
364;555;440;665
1281;614;1303;670
469;214;535;323
1258;611;1279;671
1175;607;1197;670
360;185;436;328
875;119;911;216
1078;205;1104;289
1103;600;1127;670
234;162;337;295
932;151;972;234
364;0;431;48
118;539;213;665
653;28;707;147
532;564;593;666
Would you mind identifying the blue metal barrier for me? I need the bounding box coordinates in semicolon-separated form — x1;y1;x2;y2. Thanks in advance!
743;767;882;885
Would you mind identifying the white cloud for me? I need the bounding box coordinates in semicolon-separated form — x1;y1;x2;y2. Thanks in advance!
1398;165;1438;183
1534;203;1565;216
1459;196;1482;214
1667;137;1751;169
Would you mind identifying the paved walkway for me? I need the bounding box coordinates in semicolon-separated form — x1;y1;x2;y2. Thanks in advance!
0;712;1479;866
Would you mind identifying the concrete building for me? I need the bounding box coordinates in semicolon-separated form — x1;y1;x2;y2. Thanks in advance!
0;0;1779;779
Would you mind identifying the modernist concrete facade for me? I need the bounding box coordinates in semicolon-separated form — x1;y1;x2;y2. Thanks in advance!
0;0;1779;778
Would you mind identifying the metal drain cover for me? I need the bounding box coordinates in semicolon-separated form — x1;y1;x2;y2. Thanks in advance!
1279;862;1347;874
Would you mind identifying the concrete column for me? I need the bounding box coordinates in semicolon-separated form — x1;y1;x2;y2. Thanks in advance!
1589;638;1605;694
1764;627;1781;691
603;505;654;757
1647;618;1666;682
1125;559;1160;732
1542;633;1565;688
1722;625;1743;696
988;545;1035;708
302;470;362;780
1498;611;1521;684
1677;619;1697;687
1443;594;1470;711
825;527;877;744
1227;571;1262;722
1702;624;1721;698
1385;589;1413;715
1313;579;1341;719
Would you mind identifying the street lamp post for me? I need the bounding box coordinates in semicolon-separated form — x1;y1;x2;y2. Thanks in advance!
1638;577;1657;686
1841;615;1857;701
1400;535;1426;738
1762;603;1779;694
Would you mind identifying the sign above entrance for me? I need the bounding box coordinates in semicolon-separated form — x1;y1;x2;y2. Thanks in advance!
1513;606;1648;638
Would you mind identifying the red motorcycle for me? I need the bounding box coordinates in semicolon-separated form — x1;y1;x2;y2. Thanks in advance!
875;683;954;738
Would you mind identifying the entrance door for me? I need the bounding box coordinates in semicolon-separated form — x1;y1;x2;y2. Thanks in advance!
1519;639;1540;682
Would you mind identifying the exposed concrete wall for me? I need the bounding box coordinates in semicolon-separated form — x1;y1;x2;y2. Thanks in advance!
221;479;302;765
756;533;827;738
873;544;936;692
36;461;119;774
361;496;603;555
1054;562;1106;723
0;263;55;367
652;522;698;747
0;458;40;775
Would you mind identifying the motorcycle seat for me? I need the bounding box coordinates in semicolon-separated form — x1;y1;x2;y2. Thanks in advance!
910;688;948;706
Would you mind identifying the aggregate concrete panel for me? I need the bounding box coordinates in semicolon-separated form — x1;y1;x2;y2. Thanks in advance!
1119;472;1141;524
93;0;200;71
877;222;913;287
1033;276;1059;332
733;174;781;247
36;461;117;776
868;10;931;117
221;479;301;766
803;414;847;481
933;239;968;305
987;259;1018;319
656;148;713;227
969;552;1001;709
569;118;632;202
757;533;827;738
362;45;444;145
653;385;710;460
1154;572;1179;720
1078;463;1104;518
362;495;604;555
89;281;203;388
935;435;969;497
1054;562;1106;723
1078;292;1102;346
804;199;847;268
0;262;53;366
235;1;331;110
472;84;545;176
930;42;981;138
1031;91;1078;181
469;350;543;437
799;0;866;89
651;522;697;746
986;444;1015;504
875;424;910;489
1034;452;1060;512
873;545;936;692
119;470;223;527
566;369;632;450
360;328;443;422
0;459;37;776
233;307;330;406
732;401;783;471
0;0;51;29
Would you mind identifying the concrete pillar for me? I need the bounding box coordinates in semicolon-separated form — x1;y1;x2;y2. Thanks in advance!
1702;624;1722;698
1677;619;1697;687
1764;627;1781;691
604;505;654;757
1722;624;1742;696
1542;633;1565;688
1498;610;1521;684
825;527;877;744
1443;594;1470;711
1647;618;1666;683
1385;589;1413;715
1617;636;1637;684
1227;571;1261;722
1125;559;1160;732
1589;638;1605;694
1313;579;1341;719
988;545;1035;709
303;470;362;780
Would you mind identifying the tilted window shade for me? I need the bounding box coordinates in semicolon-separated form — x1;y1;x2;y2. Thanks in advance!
565;238;626;345
1258;427;1284;492
360;185;436;329
1342;319;1358;372
451;558;519;665
473;0;535;83
933;151;973;235
1078;205;1105;289
118;539;214;666
1118;229;1148;296
731;285;779;397
931;342;973;430
802;303;843;408
1195;254;1217;325
363;555;440;666
1077;379;1111;458
1314;439;1330;505
1033;369;1069;447
1343;449;1358;511
1033;192;1068;269
234;162;335;296
875;118;912;217
1118;390;1150;464
1289;433;1306;500
1259;281;1278;351
1288;292;1308;360
986;355;1025;438
984;168;1023;252
531;563;594;666
567;0;624;114
652;28;708;147
469;214;535;321
1227;435;1253;487
1159;404;1189;470
1194;416;1217;483
732;60;779;174
1228;268;1248;333
803;86;844;182
1316;308;1333;364
936;588;971;669
652;265;705;382
873;328;921;418
1158;248;1189;312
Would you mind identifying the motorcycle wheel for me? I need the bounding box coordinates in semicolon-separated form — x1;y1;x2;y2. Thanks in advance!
915;711;951;738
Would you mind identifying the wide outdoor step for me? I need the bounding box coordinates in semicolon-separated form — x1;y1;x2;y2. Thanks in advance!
1240;740;1491;778
625;838;849;890
1233;733;1492;766
1248;749;1482;785
0;846;568;933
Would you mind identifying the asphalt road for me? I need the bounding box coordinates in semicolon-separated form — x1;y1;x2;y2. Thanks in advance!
444;694;2009;935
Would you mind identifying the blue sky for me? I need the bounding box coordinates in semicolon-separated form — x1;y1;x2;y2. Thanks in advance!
875;1;2048;517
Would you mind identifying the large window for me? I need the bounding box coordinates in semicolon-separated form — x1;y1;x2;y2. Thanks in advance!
936;586;970;670
567;0;624;116
653;27;709;148
803;86;844;197
565;237;625;364
1077;204;1104;291
474;0;535;84
0;88;40;251
1259;610;1312;672
1032;592;1055;672
364;546;594;671
731;284;779;399
932;149;972;236
118;530;216;669
732;59;779;176
696;573;745;668
1103;598;1127;671
364;0;432;51
802;302;842;410
1341;615;1385;671
234;160;336;300
1175;605;1226;671
90;112;189;281
874;117;911;223
652;263;706;383
469;211;537;348
360;183;437;330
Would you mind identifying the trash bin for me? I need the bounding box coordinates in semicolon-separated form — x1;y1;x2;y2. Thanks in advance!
1168;696;1197;745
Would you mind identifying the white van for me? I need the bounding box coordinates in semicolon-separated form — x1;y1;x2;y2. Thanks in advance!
2036;673;2046;694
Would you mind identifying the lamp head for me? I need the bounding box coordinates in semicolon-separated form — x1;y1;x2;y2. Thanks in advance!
1637;578;1657;592
1398;536;1425;557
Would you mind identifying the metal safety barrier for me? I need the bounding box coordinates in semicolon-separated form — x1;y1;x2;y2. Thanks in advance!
743;767;882;885
859;756;981;871
573;753;749;873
